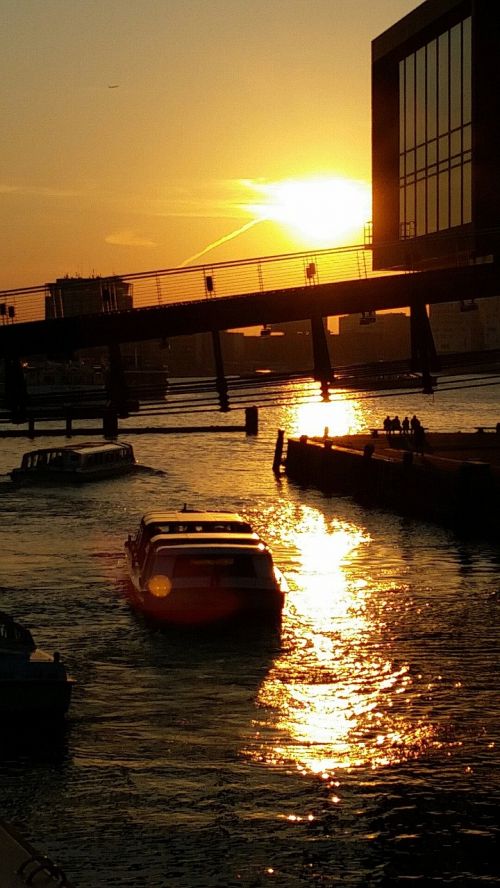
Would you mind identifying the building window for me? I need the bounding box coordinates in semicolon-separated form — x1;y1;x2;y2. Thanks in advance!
399;16;472;239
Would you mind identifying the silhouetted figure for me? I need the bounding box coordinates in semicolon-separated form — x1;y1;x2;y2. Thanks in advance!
410;414;421;435
414;422;425;456
392;415;402;434
402;416;410;435
383;415;392;436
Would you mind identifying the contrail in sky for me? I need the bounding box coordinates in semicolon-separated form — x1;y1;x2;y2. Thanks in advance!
178;217;265;267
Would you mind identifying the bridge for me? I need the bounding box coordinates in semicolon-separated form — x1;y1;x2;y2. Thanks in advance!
1;237;499;429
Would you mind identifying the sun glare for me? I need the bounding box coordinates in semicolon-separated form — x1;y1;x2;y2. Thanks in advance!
246;177;371;247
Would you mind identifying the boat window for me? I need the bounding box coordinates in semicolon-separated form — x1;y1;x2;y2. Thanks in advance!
169;553;266;579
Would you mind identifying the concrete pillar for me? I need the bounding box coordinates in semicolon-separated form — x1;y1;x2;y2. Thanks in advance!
211;329;229;412
3;355;28;423
310;315;333;388
410;300;440;393
106;343;130;417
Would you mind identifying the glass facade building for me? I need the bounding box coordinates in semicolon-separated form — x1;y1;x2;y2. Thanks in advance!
372;0;500;270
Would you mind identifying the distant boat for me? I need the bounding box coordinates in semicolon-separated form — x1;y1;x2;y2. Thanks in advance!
0;612;74;719
10;441;138;485
124;509;288;626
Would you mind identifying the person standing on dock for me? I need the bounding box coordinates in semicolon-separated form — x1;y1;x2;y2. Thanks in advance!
413;422;426;456
402;416;410;436
410;415;420;436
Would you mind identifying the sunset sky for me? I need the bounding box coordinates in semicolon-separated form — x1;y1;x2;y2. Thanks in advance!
1;0;418;290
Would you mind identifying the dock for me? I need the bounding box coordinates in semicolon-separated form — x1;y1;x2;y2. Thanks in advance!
281;429;500;537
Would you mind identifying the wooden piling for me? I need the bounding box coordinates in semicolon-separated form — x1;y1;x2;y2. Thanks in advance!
273;429;285;473
245;406;258;435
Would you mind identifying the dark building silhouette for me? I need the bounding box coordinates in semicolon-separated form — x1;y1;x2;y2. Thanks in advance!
372;0;500;271
45;276;133;319
335;313;411;364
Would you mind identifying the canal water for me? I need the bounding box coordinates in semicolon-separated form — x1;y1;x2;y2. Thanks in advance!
0;378;499;887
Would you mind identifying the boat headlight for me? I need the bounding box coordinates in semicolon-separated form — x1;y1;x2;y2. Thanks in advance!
148;575;172;598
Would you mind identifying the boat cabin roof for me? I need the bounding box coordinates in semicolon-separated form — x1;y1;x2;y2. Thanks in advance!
21;441;133;459
0;612;36;651
137;511;253;534
149;532;264;549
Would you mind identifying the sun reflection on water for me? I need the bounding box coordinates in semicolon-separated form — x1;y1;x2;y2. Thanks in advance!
245;505;439;780
282;390;367;438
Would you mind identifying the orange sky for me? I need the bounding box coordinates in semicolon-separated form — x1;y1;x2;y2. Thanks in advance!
1;0;418;291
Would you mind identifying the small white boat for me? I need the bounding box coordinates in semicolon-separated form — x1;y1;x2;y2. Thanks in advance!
0;612;74;719
10;440;137;485
124;509;287;626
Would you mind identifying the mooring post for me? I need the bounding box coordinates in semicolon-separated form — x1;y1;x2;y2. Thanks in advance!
273;429;285;473
245;406;258;435
28;417;35;439
65;409;73;438
103;409;118;439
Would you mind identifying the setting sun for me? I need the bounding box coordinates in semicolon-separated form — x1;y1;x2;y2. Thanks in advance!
246;176;371;247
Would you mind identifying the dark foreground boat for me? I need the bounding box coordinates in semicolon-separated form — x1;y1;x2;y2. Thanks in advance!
10;440;137;485
0;817;75;887
0;612;73;719
125;509;288;627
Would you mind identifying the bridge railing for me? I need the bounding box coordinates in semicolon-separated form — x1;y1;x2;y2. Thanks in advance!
0;243;385;326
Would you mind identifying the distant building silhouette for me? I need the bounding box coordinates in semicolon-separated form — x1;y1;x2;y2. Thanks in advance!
45;276;132;319
335;313;411;364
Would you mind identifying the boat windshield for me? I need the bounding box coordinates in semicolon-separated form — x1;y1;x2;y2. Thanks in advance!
150;551;274;581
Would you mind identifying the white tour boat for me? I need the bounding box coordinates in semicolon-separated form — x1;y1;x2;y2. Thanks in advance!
124;509;288;626
10;440;137;485
0;612;74;719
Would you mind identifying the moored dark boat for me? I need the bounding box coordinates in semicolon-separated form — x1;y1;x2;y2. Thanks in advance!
0;612;73;719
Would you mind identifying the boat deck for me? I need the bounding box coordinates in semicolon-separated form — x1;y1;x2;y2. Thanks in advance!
284;430;500;536
322;430;500;470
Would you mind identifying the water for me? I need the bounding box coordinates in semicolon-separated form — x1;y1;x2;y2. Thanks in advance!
1;379;500;887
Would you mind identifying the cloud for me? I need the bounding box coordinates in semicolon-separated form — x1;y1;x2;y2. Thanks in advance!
153;178;258;221
105;229;157;247
0;183;83;198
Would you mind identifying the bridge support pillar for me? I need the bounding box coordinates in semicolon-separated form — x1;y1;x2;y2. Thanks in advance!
211;330;229;412
3;356;28;423
106;343;130;417
310;315;333;398
410;301;440;393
